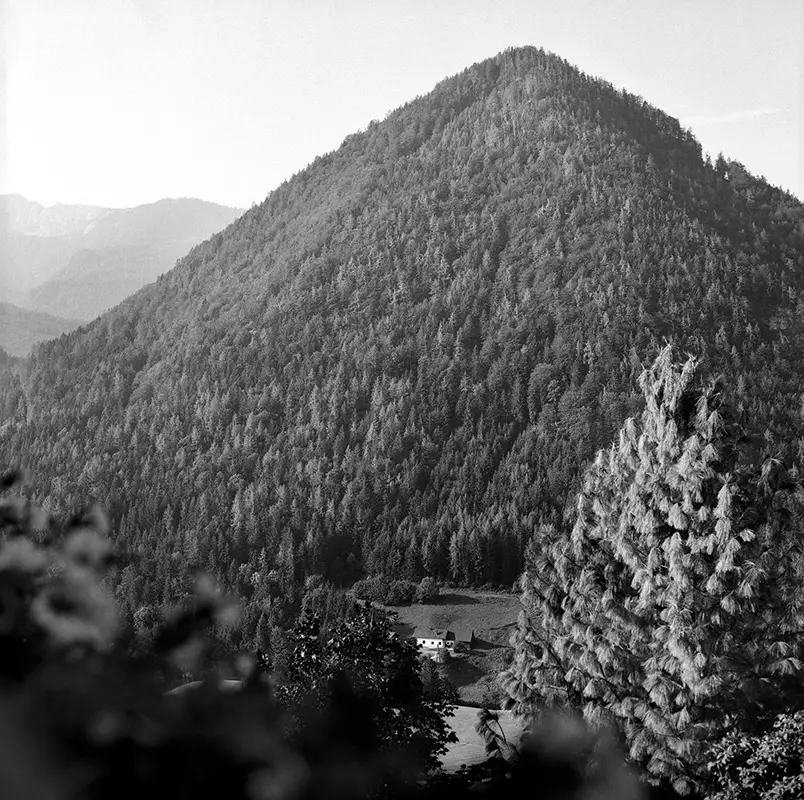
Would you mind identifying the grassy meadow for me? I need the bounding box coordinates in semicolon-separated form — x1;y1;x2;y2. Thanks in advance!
386;590;522;707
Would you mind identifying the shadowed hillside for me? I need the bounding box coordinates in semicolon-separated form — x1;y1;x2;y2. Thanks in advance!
0;302;84;358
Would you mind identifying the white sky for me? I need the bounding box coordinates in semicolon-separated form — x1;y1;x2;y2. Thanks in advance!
2;0;802;209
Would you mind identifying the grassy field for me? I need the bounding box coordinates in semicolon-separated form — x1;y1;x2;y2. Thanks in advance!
386;589;523;707
442;705;523;772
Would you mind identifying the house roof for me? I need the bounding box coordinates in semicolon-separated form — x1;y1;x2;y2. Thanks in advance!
454;627;474;642
413;628;455;641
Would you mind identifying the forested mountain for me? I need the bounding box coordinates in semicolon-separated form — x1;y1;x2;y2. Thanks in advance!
1;47;803;644
0;302;83;359
1;196;243;321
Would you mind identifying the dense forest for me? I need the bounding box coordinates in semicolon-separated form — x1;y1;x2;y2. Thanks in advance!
1;47;804;651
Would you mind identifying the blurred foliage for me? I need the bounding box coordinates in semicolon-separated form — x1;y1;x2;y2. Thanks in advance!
0;470;651;799
445;709;646;800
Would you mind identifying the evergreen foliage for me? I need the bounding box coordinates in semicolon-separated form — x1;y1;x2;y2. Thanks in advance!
501;346;804;793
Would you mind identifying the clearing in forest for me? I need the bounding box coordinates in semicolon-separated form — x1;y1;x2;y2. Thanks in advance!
387;590;522;706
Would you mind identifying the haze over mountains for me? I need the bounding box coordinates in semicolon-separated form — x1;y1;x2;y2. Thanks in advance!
3;194;109;238
0;195;243;354
1;47;803;631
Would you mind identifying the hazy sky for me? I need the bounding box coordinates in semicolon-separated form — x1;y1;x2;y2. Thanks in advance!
2;0;802;209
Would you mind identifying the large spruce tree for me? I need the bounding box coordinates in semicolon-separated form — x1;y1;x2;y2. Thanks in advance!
501;346;804;793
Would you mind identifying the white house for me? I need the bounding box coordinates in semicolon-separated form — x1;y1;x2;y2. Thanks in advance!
413;628;456;650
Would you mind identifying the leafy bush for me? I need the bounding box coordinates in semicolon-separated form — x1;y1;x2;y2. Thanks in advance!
0;469;119;682
351;575;419;605
706;712;804;800
350;574;390;603
414;577;440;604
386;579;417;605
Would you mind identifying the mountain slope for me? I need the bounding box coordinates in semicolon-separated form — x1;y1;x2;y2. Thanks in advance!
1;47;803;630
25;244;186;321
0;302;83;359
78;197;245;249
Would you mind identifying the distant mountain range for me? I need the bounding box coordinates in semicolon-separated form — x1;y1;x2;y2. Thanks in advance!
2;194;109;238
0;195;243;354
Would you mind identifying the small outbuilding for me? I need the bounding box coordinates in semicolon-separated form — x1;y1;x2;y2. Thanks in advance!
453;627;475;651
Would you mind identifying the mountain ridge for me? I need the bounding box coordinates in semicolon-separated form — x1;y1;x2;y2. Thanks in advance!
1;193;109;237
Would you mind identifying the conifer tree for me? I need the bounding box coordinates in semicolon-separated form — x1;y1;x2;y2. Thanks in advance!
501;346;804;793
